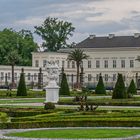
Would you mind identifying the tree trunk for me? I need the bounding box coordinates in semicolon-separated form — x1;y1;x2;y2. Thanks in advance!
11;64;15;89
76;63;80;89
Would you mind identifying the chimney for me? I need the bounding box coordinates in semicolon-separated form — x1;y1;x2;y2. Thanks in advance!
108;34;115;39
89;35;96;39
134;33;140;38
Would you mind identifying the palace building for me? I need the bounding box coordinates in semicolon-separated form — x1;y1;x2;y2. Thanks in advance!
1;34;140;89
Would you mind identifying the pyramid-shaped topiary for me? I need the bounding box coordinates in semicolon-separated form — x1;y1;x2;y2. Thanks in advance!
95;73;106;94
59;69;70;96
112;73;127;99
17;68;27;96
127;79;137;97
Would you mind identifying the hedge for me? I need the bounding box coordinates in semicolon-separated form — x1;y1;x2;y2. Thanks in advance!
1;119;140;129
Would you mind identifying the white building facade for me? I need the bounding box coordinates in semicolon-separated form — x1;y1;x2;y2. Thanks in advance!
1;34;140;89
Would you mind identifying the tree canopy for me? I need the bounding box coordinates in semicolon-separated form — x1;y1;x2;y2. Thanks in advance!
0;28;38;66
35;17;75;51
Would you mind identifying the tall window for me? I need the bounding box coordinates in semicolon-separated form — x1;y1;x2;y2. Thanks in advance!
88;60;91;68
67;61;70;68
104;60;108;68
121;60;125;68
34;73;37;80
35;60;39;67
43;60;47;67
14;73;17;80
1;72;4;80
96;74;99;81
113;74;116;81
88;74;92;81
96;60;100;68
28;73;31;80
105;74;108;81
72;61;75;68
62;60;65;67
8;72;10;80
56;60;59;66
130;60;134;68
113;60;116;68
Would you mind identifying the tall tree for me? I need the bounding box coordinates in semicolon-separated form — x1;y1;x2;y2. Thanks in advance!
5;50;21;88
0;28;38;66
35;17;75;51
67;49;89;89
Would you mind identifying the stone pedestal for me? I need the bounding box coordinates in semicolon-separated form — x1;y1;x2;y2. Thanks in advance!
45;80;59;103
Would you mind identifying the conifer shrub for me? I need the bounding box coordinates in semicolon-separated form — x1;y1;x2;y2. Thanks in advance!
44;102;55;110
112;73;127;99
95;74;106;94
127;79;137;98
17;69;27;96
59;72;70;96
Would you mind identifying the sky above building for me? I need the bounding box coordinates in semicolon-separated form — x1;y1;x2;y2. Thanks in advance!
0;0;140;45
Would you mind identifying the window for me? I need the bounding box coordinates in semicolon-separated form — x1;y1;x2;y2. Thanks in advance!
72;61;75;68
96;60;100;68
113;74;116;81
43;60;47;67
113;60;116;68
88;74;92;81
104;60;108;68
96;74;99;81
14;73;17;80
1;72;4;80
80;61;83;68
88;60;91;68
28;73;31;80
105;74;108;81
35;60;39;67
130;60;134;68
121;60;125;68
8;72;10;80
62;60;65;67
55;60;59;66
67;61;70;68
34;73;37;80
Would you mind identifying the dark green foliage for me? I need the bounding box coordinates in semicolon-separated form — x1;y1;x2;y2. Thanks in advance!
35;17;75;51
95;74;106;94
17;72;27;96
44;102;55;110
127;79;137;97
112;73;127;99
59;72;70;96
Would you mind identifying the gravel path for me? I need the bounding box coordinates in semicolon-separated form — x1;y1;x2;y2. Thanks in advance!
0;127;140;140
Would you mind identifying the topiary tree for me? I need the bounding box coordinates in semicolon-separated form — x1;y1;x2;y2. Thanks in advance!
17;68;27;96
112;73;127;99
95;73;106;94
127;79;137;98
59;70;70;96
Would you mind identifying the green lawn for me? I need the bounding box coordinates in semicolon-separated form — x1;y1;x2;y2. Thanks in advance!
8;129;140;139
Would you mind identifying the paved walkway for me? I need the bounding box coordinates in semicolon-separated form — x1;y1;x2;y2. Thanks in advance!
0;127;140;140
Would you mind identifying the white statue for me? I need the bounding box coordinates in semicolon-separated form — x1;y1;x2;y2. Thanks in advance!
45;60;60;103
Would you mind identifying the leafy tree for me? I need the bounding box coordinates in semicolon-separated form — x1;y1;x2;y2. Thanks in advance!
5;50;21;88
112;73;127;99
127;79;137;97
17;68;27;96
35;17;75;51
59;70;70;96
95;74;106;94
67;49;89;89
0;28;38;66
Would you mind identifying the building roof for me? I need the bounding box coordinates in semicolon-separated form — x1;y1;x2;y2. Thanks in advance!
75;34;140;48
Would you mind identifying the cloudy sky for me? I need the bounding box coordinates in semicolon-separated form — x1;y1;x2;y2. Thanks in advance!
0;0;140;45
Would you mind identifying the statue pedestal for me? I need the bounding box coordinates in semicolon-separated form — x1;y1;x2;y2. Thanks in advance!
45;80;59;103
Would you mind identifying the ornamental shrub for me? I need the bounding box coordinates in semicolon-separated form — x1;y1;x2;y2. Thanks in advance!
17;70;27;96
44;102;55;110
59;72;70;96
112;73;127;99
127;79;137;98
95;74;106;94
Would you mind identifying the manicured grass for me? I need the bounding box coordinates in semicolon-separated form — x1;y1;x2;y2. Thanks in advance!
8;129;140;139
